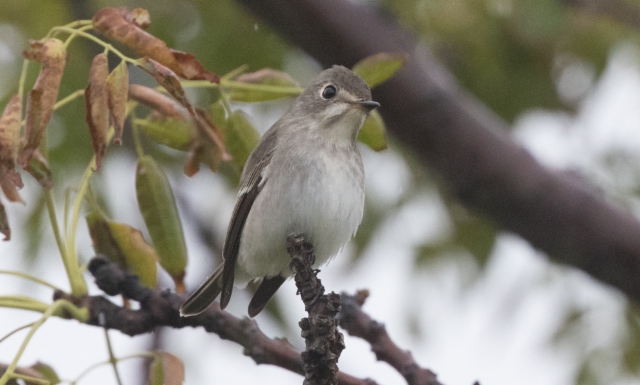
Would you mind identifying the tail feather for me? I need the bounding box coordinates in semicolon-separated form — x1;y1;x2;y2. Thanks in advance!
180;264;224;317
248;275;285;317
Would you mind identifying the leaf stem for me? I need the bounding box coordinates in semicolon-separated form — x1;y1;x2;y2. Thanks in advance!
17;60;29;101
104;330;124;385
0;300;88;385
49;27;137;65
0;270;62;291
0;322;35;345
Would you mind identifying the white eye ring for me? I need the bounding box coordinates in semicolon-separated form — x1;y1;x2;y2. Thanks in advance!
321;85;337;99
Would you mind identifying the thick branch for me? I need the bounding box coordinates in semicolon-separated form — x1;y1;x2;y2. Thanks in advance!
238;0;640;303
288;234;344;385
339;291;442;385
56;257;375;385
561;0;640;30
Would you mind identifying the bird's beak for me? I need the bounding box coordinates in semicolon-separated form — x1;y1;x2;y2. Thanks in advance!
352;100;380;112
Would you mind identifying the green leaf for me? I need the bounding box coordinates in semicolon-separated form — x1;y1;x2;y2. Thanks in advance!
31;362;61;385
150;352;184;385
137;117;194;151
358;109;387;151
352;52;407;88
136;155;188;293
86;210;158;288
226;68;302;102
224;110;260;168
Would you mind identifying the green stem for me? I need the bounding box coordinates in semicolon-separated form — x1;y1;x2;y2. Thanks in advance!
6;373;50;385
131;115;145;158
44;190;72;285
46;19;92;39
0;300;88;385
17;60;29;101
0;270;62;291
66;131;115;290
0;322;35;345
71;353;155;385
49;27;136;64
104;330;124;385
0;296;48;313
62;24;94;49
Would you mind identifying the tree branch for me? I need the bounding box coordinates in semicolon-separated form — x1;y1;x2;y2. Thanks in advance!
339;291;442;385
55;256;376;385
560;0;640;30
238;0;640;303
288;234;344;385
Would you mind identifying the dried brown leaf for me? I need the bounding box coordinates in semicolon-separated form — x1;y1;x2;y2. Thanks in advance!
150;352;184;385
128;84;188;120
183;109;231;176
85;53;110;171
0;200;9;241
20;38;66;166
24;150;53;190
122;7;150;29
0;94;22;172
0;167;24;204
93;7;218;82
170;50;220;83
137;58;195;117
107;61;129;145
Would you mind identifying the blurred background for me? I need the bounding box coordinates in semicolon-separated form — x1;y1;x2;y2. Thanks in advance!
2;0;640;384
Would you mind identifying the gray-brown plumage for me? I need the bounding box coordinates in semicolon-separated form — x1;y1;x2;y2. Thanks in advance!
180;66;378;317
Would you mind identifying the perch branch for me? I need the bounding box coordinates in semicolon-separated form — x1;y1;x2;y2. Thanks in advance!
238;0;640;304
287;234;344;385
52;256;375;385
339;291;442;385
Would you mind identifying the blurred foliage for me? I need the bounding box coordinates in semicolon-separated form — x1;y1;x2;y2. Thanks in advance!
386;0;634;121
1;1;640;384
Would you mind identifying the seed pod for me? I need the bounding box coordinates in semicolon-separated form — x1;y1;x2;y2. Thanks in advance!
85;53;110;171
86;209;158;288
20;38;66;166
107;61;129;145
0;94;22;172
135;155;188;292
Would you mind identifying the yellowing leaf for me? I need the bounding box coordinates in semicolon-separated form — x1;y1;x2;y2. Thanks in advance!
31;362;61;385
227;68;302;102
358;109;387;151
352;52;407;88
224;110;260;168
137;117;194;151
107;61;130;145
136;156;188;292
86;210;158;288
20;38;66;166
150;352;184;385
85;53;110;171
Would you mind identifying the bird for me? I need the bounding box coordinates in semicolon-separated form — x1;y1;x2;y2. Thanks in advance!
180;65;379;317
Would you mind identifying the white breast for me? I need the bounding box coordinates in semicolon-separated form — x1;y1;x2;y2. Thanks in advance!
235;142;364;283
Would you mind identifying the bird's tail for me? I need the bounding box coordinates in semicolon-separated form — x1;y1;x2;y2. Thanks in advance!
180;264;224;317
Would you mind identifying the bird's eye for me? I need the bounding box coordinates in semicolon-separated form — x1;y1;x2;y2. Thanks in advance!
321;85;337;100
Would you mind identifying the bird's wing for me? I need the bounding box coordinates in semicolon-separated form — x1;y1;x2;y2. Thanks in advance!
219;129;278;309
